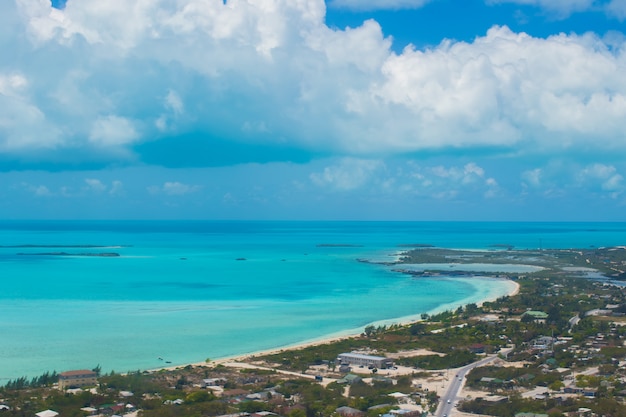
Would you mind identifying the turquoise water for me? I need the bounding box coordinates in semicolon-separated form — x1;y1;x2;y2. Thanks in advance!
1;221;625;381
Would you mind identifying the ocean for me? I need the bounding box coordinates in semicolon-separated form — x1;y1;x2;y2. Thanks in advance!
1;221;625;381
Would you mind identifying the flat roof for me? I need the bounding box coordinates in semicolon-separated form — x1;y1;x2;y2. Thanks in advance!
338;352;389;361
60;370;97;377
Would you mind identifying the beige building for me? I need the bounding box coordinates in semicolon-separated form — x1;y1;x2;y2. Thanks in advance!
58;369;98;389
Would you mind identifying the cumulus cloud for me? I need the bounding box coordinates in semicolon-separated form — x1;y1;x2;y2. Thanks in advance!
165;90;184;115
22;183;53;197
577;163;624;193
84;178;107;193
487;0;626;21
409;162;499;199
310;158;385;190
328;0;432;11
431;163;485;184
521;168;543;188
110;180;124;195
521;162;625;199
371;25;626;153
2;1;626;169
89;116;140;147
607;0;626;20
148;181;202;195
82;178;124;195
485;0;596;18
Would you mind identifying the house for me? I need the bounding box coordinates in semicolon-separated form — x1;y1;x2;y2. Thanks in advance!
336;406;365;417
337;374;362;385
163;399;184;405
369;404;392;411
564;387;583;394
246;391;276;401
582;388;597;397
36;410;59;417
80;407;98;415
58;369;98;390
201;378;227;387
251;412;277;417
576;408;592;417
483;395;508;403
388;392;411;404
371;375;394;385
523;311;548;322
532;336;555;350
389;410;422;417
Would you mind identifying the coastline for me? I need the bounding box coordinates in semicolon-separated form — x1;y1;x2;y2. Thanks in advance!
151;277;521;373
3;221;623;381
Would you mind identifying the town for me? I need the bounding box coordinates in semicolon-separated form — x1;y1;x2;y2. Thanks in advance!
3;246;626;417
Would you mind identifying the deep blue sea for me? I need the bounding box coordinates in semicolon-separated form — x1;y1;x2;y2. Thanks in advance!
1;221;625;381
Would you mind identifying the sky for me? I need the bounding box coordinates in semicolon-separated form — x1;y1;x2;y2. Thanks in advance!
1;0;626;221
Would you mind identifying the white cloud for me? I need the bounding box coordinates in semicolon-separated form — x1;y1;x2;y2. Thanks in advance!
488;0;626;21
26;184;53;197
404;162;499;200
485;0;596;17
0;72;63;151
521;162;625;199
156;90;185;132
89;115;139;147
0;73;28;96
148;181;202;195
310;158;385;190
84;178;107;193
368;25;626;154
110;180;124;195
165;90;184;115
522;168;543;188
607;0;626;20
2;1;626;167
430;163;486;184
577;163;624;193
328;0;432;11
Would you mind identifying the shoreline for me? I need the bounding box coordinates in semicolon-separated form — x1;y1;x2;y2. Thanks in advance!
150;277;520;374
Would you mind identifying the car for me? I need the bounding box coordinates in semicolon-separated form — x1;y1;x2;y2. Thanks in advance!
447;400;451;404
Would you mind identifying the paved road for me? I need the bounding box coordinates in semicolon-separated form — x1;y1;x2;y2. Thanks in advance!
435;351;510;417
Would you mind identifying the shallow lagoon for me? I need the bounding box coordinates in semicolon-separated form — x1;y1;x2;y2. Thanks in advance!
2;220;625;380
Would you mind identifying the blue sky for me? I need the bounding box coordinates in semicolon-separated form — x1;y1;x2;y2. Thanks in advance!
1;0;626;220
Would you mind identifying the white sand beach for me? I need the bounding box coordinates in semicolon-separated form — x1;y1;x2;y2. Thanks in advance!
152;278;520;374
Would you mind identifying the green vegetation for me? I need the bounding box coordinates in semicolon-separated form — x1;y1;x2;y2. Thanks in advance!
3;246;626;417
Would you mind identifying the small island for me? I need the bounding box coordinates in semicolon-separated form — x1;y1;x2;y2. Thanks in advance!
17;252;121;257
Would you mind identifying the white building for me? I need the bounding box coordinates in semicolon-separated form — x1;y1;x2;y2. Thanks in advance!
337;352;393;369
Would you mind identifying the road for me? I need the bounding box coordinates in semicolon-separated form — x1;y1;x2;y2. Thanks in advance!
435;350;510;417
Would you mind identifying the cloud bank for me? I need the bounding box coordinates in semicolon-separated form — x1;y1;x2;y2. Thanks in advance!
1;0;625;172
328;0;433;11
